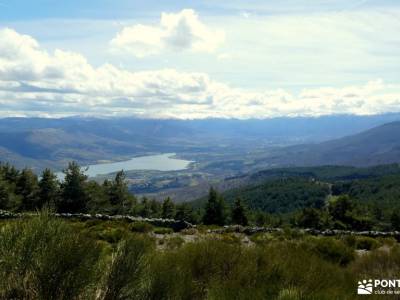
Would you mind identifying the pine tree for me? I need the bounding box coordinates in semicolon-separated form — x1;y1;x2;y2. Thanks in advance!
391;210;400;231
86;180;110;214
328;195;354;223
150;199;162;217
59;162;88;213
1;162;19;184
231;198;248;226
139;197;152;217
38;168;59;209
0;180;9;209
16;168;39;211
202;187;227;226
175;203;195;223
108;170;131;214
297;207;322;229
161;197;175;219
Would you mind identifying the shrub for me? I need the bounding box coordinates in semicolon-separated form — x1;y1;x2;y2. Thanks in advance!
165;236;185;250
130;221;154;233
250;233;273;245
0;213;101;300
146;250;193;300
100;235;154;300
154;227;173;234
98;227;128;244
342;235;356;248
181;227;198;235
355;236;380;250
351;245;400;279
304;237;355;266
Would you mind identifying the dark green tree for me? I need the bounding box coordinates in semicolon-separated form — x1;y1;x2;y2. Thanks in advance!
161;197;175;219
202;187;227;226
0;180;10;209
328;195;354;224
254;211;268;226
1;162;19;184
150;199;162;217
139;197;152;218
373;206;383;221
175;203;195;223
16;168;39;211
86;181;110;214
391;210;400;231
297;208;322;229
231;198;248;226
38;168;59;209
107;170;134;214
59;162;88;213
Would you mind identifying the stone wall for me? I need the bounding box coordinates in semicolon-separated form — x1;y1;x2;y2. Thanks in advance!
208;225;400;239
0;210;193;231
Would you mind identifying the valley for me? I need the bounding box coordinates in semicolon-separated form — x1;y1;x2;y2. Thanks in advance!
2;115;400;202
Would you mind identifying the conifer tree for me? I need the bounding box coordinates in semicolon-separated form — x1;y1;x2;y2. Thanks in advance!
231;198;248;226
108;170;134;214
175;203;195;222
59;162;88;213
203;187;227;226
139;197;152;217
150;199;162;217
39;168;59;209
162;197;175;219
391;210;400;231
0;180;9;209
16;168;39;211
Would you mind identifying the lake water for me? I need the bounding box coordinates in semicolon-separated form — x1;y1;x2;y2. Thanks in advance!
57;153;193;179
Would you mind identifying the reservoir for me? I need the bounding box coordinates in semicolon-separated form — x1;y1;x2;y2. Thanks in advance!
58;153;193;179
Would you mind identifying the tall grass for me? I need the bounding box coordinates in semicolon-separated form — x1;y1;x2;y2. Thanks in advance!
0;214;399;299
0;213;101;299
100;235;153;300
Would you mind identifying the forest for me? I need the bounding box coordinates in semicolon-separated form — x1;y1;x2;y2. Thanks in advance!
2;162;400;231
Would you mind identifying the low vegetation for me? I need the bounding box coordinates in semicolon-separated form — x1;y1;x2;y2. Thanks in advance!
0;213;399;299
1;161;400;298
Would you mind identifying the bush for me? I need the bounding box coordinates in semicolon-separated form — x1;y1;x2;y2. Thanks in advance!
100;235;154;300
304;237;355;266
250;233;273;245
130;221;154;233
181;227;198;235
98;227;128;244
342;235;356;248
1;215;393;299
154;227;173;234
355;237;380;250
0;213;101;300
351;245;400;279
165;236;185;250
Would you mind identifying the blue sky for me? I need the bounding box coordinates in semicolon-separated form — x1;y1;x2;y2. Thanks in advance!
0;0;399;118
1;1;398;19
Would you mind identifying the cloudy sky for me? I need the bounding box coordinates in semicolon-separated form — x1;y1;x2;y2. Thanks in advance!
0;0;399;118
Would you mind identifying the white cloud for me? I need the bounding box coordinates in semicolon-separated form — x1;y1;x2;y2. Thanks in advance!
1;28;400;119
110;9;225;57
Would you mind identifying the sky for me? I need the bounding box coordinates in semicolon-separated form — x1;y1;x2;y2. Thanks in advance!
0;0;399;118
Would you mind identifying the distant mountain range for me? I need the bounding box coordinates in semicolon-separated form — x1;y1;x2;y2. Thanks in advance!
0;114;400;170
262;121;400;167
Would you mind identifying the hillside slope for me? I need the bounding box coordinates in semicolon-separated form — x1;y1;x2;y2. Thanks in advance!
262;121;400;167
